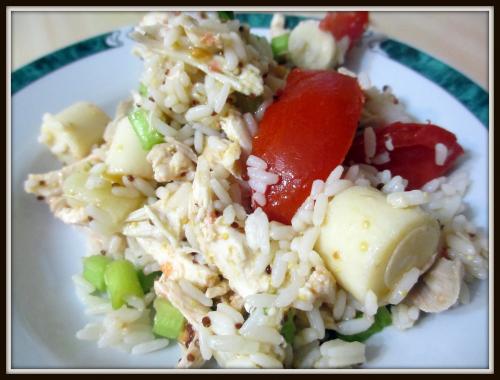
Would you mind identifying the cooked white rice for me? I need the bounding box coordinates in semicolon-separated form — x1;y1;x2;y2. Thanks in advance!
435;143;448;166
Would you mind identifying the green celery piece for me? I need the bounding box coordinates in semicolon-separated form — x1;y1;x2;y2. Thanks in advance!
104;259;144;309
139;82;148;97
280;309;296;345
218;11;235;21
83;255;112;292
271;33;290;57
138;270;162;293
128;108;164;151
153;297;186;339
337;307;392;342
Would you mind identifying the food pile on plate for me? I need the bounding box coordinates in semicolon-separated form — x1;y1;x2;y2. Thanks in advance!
25;11;488;368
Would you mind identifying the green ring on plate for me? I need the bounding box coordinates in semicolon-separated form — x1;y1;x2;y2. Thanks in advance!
379;39;488;127
11;31;115;95
11;13;488;128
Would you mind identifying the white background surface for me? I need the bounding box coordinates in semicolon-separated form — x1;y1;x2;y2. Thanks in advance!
11;10;489;90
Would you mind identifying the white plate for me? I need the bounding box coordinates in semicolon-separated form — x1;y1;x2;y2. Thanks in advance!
11;15;489;370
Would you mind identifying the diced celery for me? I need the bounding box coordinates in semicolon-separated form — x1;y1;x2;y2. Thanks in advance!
83;255;112;292
280;309;296;345
104;259;144;309
271;33;290;58
128;109;164;151
337;307;392;342
139;82;148;97
153;297;186;339
218;11;234;21
138;270;162;293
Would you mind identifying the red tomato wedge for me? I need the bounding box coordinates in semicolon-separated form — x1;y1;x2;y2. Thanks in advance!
319;11;369;48
251;69;364;224
347;122;465;189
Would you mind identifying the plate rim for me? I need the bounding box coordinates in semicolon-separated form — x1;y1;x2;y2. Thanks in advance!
11;12;488;128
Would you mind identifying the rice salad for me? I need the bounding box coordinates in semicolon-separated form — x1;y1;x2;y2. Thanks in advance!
24;11;488;369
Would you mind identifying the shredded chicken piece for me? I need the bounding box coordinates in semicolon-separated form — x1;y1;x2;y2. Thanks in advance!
147;138;197;183
121;233;220;288
24;154;104;226
24;154;100;199
187;157;273;297
219;114;252;155
47;196;89;225
155;276;210;326
407;257;464;313
203;136;242;179
189;157;214;222
303;266;337;303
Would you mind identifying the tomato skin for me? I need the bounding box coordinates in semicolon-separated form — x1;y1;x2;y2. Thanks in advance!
284;69;324;90
347;122;465;189
251;69;364;224
319;11;369;48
